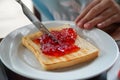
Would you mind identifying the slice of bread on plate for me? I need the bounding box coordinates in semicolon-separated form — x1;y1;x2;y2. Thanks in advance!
22;24;99;70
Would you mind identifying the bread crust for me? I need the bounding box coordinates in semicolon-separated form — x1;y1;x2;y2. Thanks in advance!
22;24;99;70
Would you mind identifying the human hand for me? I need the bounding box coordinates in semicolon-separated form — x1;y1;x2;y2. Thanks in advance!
75;0;120;29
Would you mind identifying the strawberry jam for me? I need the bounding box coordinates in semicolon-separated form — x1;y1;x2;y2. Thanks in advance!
33;28;80;57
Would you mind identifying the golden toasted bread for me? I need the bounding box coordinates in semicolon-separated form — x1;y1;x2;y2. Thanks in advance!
22;24;99;70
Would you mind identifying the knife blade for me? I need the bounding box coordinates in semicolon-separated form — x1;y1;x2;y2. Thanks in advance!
16;0;58;43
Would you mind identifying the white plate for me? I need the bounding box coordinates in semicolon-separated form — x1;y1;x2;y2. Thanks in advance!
107;53;120;80
0;21;119;80
107;41;120;80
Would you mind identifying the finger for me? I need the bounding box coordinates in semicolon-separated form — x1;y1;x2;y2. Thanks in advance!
83;8;116;29
97;14;120;28
76;0;110;29
76;19;85;29
82;0;110;24
75;0;101;23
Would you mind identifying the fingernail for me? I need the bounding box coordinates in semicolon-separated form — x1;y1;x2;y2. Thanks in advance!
84;23;90;29
97;23;102;28
77;21;83;27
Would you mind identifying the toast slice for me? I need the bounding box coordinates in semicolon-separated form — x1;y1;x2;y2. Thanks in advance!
22;24;99;70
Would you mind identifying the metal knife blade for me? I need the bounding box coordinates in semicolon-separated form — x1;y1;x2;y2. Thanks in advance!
16;0;58;43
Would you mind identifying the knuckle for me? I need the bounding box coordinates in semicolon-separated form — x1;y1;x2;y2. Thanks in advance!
112;14;118;21
87;22;93;26
95;16;105;23
81;18;87;23
92;7;99;13
99;15;105;19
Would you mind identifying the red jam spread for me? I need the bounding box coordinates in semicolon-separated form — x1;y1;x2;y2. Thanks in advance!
33;28;80;57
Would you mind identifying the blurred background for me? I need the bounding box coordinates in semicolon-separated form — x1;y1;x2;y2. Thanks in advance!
0;0;88;38
0;0;33;38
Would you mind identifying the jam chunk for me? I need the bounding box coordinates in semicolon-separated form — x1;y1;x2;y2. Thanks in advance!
33;28;80;57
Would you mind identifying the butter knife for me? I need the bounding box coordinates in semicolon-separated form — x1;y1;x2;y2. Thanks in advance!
16;0;58;43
